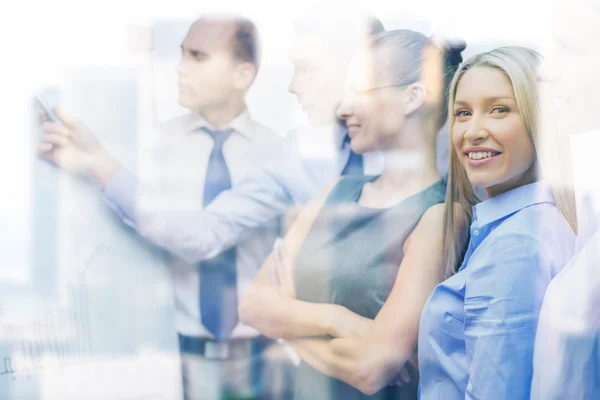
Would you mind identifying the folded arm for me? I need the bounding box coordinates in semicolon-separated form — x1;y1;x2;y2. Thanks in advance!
285;203;450;394
239;179;374;339
240;260;372;339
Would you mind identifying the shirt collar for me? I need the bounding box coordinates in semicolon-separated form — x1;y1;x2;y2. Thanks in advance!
184;108;254;141
473;181;555;227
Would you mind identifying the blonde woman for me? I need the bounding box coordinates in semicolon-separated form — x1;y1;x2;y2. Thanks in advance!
418;46;577;400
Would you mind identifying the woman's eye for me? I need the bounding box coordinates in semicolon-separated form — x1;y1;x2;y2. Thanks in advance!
491;106;510;114
455;110;470;117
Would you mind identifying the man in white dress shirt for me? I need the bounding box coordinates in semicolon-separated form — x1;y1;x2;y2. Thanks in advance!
531;1;600;398
40;14;282;400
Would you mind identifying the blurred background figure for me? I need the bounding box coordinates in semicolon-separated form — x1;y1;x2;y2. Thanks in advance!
532;1;600;399
40;13;284;400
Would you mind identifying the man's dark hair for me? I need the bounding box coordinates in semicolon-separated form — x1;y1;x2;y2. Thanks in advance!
200;14;261;69
231;17;260;69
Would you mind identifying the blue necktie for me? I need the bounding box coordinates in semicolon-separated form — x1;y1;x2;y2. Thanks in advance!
199;127;238;341
341;132;364;176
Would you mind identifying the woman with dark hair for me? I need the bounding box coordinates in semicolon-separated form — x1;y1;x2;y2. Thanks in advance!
240;31;466;399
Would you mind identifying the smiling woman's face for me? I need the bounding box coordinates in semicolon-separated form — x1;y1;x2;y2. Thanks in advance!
452;66;536;197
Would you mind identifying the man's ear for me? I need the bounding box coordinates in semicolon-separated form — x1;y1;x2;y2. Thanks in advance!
403;84;427;116
234;62;257;90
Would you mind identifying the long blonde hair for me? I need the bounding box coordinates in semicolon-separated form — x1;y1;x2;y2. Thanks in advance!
443;46;578;276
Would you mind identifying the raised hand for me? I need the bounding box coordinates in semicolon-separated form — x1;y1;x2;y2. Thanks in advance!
38;108;121;186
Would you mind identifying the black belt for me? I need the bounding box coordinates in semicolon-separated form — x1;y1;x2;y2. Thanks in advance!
178;333;273;360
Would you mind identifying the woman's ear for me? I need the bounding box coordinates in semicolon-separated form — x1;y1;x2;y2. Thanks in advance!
403;84;427;116
234;62;258;91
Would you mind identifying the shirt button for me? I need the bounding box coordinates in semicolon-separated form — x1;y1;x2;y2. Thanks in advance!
473;229;480;236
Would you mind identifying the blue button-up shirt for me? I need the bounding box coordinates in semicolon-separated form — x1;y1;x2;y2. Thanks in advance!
418;181;575;400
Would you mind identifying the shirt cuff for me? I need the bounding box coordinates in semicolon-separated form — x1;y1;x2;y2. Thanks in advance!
102;167;138;227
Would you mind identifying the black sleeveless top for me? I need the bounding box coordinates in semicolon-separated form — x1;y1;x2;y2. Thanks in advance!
292;175;447;400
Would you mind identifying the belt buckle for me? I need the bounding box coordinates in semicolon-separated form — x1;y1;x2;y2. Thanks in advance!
204;341;230;360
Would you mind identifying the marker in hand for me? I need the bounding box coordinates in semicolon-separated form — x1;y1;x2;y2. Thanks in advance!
35;94;61;153
35;94;60;123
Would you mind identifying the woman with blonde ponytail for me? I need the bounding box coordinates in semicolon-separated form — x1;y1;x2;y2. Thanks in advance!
418;46;577;400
